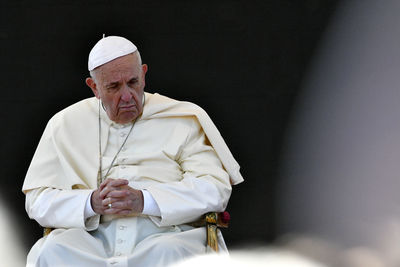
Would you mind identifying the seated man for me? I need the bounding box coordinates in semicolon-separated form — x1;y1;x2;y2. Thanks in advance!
22;36;243;267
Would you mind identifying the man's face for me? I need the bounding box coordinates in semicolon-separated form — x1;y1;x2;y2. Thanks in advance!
87;53;148;124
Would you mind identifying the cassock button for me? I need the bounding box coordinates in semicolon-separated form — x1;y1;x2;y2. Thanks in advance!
120;132;127;137
119;226;125;230
117;239;123;244
116;252;122;256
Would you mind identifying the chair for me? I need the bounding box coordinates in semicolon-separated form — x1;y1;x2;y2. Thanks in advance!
189;211;230;252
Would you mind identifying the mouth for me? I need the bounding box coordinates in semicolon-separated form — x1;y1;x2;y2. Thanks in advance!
119;104;136;111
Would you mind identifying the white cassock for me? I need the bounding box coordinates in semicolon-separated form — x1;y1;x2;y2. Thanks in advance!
22;92;243;267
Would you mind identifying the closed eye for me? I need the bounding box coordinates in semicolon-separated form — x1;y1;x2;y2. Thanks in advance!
106;82;120;90
128;78;138;86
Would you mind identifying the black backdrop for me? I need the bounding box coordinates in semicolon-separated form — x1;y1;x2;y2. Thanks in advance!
0;0;339;253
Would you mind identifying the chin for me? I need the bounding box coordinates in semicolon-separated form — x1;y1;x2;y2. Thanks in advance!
118;112;139;123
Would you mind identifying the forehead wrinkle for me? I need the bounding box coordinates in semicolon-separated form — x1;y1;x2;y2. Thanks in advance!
90;52;141;80
100;67;138;87
93;53;142;88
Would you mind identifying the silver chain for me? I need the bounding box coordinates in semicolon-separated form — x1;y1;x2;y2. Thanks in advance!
97;100;135;187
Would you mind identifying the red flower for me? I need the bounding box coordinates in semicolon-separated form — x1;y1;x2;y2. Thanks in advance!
220;211;230;224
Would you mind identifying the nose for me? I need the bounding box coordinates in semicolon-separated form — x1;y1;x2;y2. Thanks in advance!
120;84;132;102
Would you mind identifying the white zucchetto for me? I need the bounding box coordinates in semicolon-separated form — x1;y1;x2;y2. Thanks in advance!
88;36;137;71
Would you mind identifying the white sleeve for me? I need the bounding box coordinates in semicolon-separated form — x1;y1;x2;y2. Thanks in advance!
146;119;232;227
25;187;100;230
141;189;161;216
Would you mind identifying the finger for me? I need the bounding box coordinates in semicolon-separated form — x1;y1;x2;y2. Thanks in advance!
101;197;133;211
107;179;129;188
99;178;115;189
99;181;125;196
100;181;130;198
99;178;127;191
114;209;134;215
106;190;130;198
99;186;114;199
98;179;115;198
103;207;131;215
105;199;134;210
103;207;117;214
101;197;116;207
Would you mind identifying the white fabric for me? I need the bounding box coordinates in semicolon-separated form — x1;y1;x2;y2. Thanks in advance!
27;218;227;267
26;187;99;230
141;189;161;216
26;188;160;224
141;94;244;185
24;93;237;266
22;92;242;192
88;36;137;71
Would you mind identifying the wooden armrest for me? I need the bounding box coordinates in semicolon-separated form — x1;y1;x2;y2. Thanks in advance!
204;211;230;253
43;227;53;236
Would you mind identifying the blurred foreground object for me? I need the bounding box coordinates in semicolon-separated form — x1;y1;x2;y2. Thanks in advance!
172;247;326;267
278;0;400;266
0;202;25;266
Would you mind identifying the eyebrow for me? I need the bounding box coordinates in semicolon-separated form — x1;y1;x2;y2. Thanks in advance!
105;76;139;88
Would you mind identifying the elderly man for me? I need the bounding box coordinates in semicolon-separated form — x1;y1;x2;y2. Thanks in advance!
22;36;243;267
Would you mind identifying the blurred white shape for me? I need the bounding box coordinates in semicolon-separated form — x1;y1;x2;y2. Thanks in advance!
171;248;326;267
0;202;25;266
337;247;385;267
278;234;340;265
278;234;388;267
278;0;400;266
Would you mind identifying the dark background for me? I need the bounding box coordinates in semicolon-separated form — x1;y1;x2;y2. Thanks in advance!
0;0;339;254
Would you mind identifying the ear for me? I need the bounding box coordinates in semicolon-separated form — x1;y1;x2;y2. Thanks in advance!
142;64;148;77
141;64;148;87
86;77;100;99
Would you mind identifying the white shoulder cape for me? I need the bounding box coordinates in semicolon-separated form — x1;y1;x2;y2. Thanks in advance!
22;92;243;192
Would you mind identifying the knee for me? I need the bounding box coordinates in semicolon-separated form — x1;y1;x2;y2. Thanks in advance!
39;229;68;255
152;236;183;253
149;234;203;259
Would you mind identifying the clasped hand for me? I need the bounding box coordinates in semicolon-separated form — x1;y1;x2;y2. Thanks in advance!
91;178;144;215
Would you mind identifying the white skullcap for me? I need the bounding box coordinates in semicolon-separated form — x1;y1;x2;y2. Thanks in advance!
88;36;137;71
